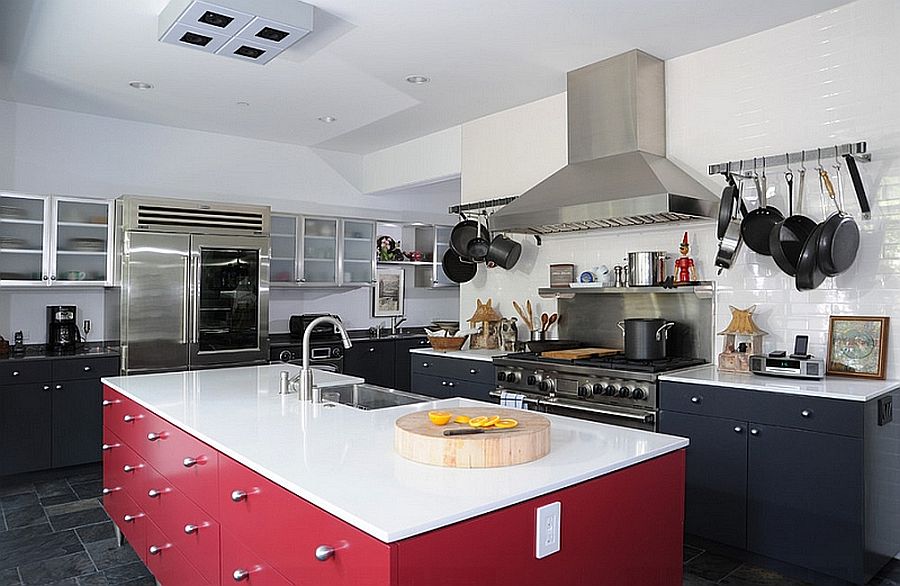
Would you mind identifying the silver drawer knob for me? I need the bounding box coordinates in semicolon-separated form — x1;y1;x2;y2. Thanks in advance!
12;371;19;376
750;428;759;436
147;488;163;499
315;545;335;561
102;399;119;407
55;384;62;390
469;369;477;374
368;347;375;353
233;569;251;581
83;366;92;372
101;443;119;451
148;544;168;555
184;524;199;535
122;464;140;473
43;385;51;391
422;362;430;368
183;457;198;468
801;409;812;418
147;432;163;442
123;414;138;423
123;513;143;523
690;396;701;404
231;490;248;502
102;487;120;495
733;426;743;433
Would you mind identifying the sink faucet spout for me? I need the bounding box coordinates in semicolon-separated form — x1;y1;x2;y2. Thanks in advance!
292;316;353;401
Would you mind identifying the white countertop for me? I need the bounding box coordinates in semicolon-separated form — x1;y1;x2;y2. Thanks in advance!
660;365;900;401
101;364;687;543
409;347;507;362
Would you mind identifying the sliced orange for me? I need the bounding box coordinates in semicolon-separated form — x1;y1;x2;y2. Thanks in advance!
428;411;453;426
493;418;518;429
481;415;501;428
453;415;471;424
467;416;489;428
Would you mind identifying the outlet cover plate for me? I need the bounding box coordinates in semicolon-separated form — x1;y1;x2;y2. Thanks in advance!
535;501;561;559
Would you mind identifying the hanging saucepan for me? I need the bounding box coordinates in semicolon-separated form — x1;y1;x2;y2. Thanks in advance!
441;249;477;283
815;162;859;277
769;162;817;276
485;234;521;270
449;215;489;259
717;172;739;240
465;213;491;261
741;160;784;255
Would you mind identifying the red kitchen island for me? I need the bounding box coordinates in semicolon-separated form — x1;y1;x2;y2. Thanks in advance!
101;364;687;585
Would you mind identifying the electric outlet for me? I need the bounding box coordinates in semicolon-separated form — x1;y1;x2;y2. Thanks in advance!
879;396;893;426
535;501;561;559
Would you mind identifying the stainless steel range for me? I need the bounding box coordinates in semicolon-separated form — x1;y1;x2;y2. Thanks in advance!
492;352;706;431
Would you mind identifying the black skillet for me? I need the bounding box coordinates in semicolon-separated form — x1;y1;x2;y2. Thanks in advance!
441;249;477;283
795;221;828;291
769;170;817;276
717;173;739;240
816;167;859;277
449;217;489;259
741;169;784;255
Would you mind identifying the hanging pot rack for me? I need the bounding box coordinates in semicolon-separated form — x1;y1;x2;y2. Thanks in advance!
448;195;518;215
708;141;870;177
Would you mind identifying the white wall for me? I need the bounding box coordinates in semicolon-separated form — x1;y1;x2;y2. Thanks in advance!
364;126;462;194
0;101;458;342
461;0;900;378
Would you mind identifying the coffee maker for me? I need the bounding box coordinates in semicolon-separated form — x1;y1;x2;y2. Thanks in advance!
47;305;80;353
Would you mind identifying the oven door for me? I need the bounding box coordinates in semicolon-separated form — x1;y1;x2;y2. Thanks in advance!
541;398;656;431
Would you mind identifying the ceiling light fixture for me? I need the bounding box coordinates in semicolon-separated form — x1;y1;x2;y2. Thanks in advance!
405;75;430;84
129;81;154;89
318;116;337;123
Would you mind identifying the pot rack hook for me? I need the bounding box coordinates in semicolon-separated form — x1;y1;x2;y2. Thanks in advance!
800;150;806;172
833;145;842;169
784;153;793;182
816;147;822;169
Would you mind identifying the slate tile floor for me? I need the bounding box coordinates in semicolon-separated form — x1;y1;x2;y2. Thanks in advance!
0;464;153;586
4;464;900;585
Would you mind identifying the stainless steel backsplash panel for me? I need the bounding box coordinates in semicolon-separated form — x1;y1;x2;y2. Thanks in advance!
558;289;715;360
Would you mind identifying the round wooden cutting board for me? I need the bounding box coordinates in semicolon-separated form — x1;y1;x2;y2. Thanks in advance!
394;407;551;468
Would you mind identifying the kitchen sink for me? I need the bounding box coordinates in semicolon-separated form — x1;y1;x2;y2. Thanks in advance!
323;383;430;410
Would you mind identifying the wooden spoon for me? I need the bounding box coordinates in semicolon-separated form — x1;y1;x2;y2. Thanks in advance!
540;313;549;332
526;300;534;331
546;313;558;330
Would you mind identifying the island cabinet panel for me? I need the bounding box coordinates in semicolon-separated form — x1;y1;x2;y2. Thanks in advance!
105;487;148;564
145;516;212;586
218;454;394;585
393;450;685;586
221;530;293;586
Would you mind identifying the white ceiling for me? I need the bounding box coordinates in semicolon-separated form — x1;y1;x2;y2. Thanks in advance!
0;0;853;155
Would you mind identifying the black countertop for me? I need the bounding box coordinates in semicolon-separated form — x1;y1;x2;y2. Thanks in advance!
0;342;120;362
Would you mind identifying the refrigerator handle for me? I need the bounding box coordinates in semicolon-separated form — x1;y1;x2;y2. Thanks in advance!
190;255;200;345
181;255;190;345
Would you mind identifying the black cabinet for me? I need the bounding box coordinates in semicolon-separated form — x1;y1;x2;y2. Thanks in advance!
659;380;894;585
0;354;118;476
393;337;430;391
344;340;396;388
410;353;496;401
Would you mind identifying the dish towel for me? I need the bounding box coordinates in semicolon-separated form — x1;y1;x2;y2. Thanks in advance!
499;390;528;410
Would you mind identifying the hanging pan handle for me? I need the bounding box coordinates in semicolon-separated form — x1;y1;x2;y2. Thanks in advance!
843;154;871;220
655;322;676;341
616;321;625;335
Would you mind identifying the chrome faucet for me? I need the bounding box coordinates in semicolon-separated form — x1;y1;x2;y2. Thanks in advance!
291;316;352;402
390;316;407;335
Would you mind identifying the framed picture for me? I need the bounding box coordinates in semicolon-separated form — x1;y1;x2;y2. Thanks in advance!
373;268;405;318
826;316;889;379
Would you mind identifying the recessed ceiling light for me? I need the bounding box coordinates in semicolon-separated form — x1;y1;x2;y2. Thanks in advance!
129;81;154;90
318;116;337;123
405;75;430;84
236;101;251;107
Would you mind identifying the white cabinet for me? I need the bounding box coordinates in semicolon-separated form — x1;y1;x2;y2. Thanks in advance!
0;192;112;287
376;223;456;288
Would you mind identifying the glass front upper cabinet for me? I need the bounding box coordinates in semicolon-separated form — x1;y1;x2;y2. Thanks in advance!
341;220;375;286
0;193;49;283
270;214;299;285
301;217;338;285
52;198;112;284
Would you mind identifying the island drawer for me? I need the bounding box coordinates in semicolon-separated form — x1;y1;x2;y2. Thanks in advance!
411;355;495;385
747;392;864;437
222;530;292;586
659;382;753;419
218;454;392;585
145;517;212;586
411;373;495;401
136;464;220;585
53;356;119;381
105;390;152;449
0;360;48;386
104;487;148;564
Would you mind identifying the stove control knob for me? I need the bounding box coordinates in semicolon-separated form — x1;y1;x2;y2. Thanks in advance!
618;387;631;398
632;388;646;401
538;379;554;393
592;383;605;395
527;375;538;386
497;372;507;382
332;347;343;358
505;371;521;384
279;350;293;362
604;385;618;396
578;385;592;398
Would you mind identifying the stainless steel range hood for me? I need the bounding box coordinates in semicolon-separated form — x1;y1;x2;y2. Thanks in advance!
491;50;717;235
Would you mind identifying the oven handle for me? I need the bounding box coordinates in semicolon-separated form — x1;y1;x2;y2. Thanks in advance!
489;389;542;406
545;398;655;423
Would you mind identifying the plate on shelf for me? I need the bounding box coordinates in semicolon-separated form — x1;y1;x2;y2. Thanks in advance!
0;206;27;219
67;238;105;251
0;237;28;249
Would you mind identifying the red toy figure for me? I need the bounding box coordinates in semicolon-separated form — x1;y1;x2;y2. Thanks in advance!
675;232;697;284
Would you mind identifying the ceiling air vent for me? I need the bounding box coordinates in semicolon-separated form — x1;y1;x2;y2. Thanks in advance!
158;0;313;65
121;197;271;236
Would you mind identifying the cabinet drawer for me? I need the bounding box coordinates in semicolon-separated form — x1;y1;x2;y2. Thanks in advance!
138;410;219;517
659;381;753;420
104;488;147;564
219;455;392;585
221;530;292;586
105;391;152;451
53;356;119;381
0;361;49;386
748;392;864;438
411;373;494;401
137;465;220;585
102;428;138;494
410;373;453;399
411;355;495;385
145;517;211;586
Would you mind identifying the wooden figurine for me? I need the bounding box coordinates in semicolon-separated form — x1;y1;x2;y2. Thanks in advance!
500;317;519;352
674;231;698;285
718;305;767;372
468;298;502;350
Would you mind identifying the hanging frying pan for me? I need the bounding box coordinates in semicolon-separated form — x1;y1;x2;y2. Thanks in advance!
769;167;817;276
465;213;491;261
843;154;871;220
795;221;828;291
715;179;746;272
717;173;739;239
449;216;489;259
442;249;477;283
816;165;859;277
740;163;784;255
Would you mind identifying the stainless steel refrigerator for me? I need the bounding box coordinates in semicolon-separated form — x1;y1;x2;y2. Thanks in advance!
107;197;270;374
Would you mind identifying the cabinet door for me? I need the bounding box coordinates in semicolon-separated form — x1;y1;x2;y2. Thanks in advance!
432;225;455;287
393;338;429;391
270;214;299;285
301;217;338;285
747;424;863;583
658;410;748;549
0;382;52;474
409;373;454;399
0;192;50;284
52;379;103;467
341;220;375;286
344;341;396;388
51;197;112;285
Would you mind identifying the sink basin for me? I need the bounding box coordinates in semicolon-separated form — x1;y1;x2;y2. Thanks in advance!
323;383;430;410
